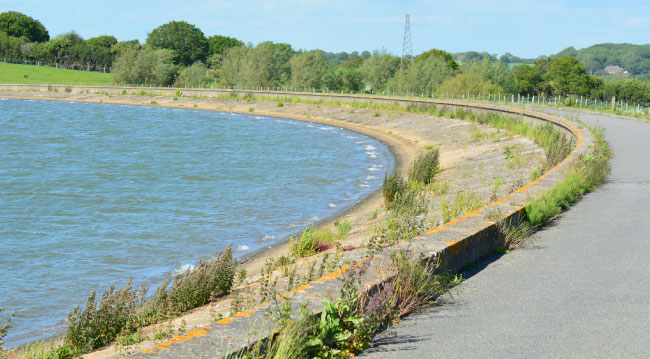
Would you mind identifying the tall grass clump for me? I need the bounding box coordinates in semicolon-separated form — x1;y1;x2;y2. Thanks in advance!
440;191;484;223
147;246;236;318
371;188;427;248
408;148;440;184
526;126;610;227
382;173;406;205
290;224;349;258
65;280;145;351
64;246;236;352
485;210;532;250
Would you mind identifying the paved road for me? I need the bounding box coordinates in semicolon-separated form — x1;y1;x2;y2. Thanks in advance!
361;111;650;359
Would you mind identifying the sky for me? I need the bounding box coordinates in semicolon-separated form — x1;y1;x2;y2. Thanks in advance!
1;0;649;58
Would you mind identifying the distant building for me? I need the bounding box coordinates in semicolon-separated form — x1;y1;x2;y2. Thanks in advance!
604;65;625;74
456;55;466;61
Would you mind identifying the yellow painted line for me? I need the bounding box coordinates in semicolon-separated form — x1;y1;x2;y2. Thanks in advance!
234;312;250;318
141;349;156;354
295;283;311;291
171;335;193;342
187;329;209;337
217;317;233;324
204;326;213;329
155;345;170;350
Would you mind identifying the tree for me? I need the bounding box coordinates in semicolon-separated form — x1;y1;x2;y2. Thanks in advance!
463;59;519;94
207;35;243;56
359;49;400;91
436;71;502;96
513;64;544;95
288;51;325;89
416;49;459;70
386;55;456;94
0;11;49;42
218;45;249;87
174;61;211;87
545;57;602;96
86;35;117;48
146;21;208;66
112;46;178;86
243;41;294;88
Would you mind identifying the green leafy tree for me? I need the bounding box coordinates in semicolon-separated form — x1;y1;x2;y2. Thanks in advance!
334;66;363;91
386;55;456;94
146;21;208;66
174;61;211;87
513;64;544;95
0;30;25;59
463;59;519;94
86;35;117;48
416;49;459;70
436;71;502;96
112;46;178;86
207;35;243;56
0;11;49;42
545;57;602;96
602;78;650;104
218;45;249;87
288;51;325;90
359;49;400;91
219;41;294;88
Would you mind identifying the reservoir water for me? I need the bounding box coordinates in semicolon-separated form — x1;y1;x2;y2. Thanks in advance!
0;98;392;346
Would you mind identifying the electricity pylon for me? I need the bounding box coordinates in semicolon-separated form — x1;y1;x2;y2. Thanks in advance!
401;14;413;69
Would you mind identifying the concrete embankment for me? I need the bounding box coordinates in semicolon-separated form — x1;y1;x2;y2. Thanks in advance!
0;85;592;358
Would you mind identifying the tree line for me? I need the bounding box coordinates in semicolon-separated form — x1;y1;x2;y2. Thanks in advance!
1;11;649;105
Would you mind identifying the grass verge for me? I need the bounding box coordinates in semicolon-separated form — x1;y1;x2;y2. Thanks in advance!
0;62;112;86
525;125;611;226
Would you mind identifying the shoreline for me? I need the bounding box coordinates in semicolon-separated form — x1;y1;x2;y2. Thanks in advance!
0;92;415;348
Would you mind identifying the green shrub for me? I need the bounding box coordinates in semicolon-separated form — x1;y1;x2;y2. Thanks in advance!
173;62;210;88
65;246;236;352
150;246;235;317
290;226;339;258
65;280;145;351
408;148;440;184
382;173;406;205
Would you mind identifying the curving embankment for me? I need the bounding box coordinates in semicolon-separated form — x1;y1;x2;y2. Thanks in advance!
0;84;595;358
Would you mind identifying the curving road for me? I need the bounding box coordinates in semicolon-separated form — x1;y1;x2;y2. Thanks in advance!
360;110;650;358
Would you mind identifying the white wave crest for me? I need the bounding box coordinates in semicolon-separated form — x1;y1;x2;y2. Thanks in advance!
172;263;196;276
235;245;250;252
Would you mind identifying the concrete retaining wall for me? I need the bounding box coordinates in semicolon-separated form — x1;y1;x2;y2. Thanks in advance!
0;84;592;357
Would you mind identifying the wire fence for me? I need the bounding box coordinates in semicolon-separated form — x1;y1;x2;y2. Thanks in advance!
1;63;648;118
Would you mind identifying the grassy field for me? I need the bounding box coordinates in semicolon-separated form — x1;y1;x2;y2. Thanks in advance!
0;62;112;85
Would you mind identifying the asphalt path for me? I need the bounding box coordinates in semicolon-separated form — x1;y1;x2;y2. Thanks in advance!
360;110;650;359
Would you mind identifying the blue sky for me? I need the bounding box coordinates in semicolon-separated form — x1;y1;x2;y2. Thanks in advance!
1;0;648;58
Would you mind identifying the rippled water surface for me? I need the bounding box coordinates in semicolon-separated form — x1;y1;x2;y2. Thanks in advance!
0;98;392;345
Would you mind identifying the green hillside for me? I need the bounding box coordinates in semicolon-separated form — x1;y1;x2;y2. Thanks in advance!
0;62;112;85
554;43;650;78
